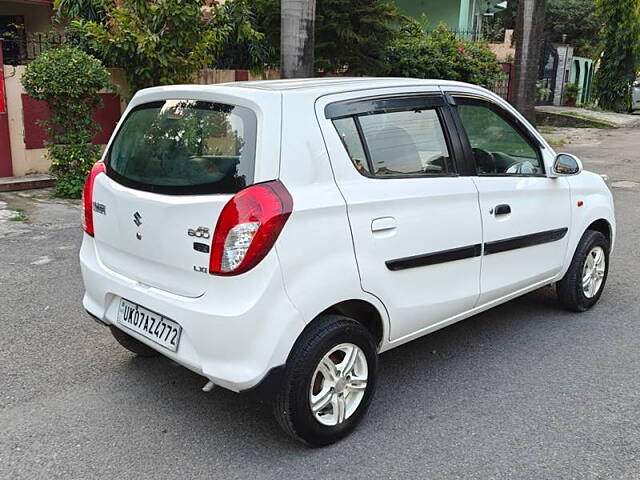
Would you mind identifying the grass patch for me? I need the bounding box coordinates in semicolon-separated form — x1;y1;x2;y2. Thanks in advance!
546;138;567;148
536;111;617;129
538;126;568;148
9;208;28;222
562;111;618;127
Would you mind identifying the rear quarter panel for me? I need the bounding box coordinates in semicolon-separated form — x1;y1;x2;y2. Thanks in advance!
274;91;390;345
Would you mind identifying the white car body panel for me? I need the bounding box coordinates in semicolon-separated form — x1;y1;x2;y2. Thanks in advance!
314;87;483;341
561;171;616;273
471;175;571;303
92;174;229;297
441;85;570;302
274;90;391;341
81;235;306;392
80;78;616;392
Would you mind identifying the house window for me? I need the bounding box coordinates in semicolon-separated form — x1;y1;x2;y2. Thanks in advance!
0;15;26;65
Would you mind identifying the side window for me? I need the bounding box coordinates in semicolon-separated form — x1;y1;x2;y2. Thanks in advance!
333;117;372;175
457;102;543;176
332;108;451;177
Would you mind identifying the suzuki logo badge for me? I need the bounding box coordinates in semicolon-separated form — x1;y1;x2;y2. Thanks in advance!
133;211;142;227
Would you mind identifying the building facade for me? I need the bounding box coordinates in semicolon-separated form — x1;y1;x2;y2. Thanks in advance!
393;0;506;35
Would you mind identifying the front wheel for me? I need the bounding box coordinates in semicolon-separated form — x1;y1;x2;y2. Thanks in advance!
557;230;610;312
273;314;378;446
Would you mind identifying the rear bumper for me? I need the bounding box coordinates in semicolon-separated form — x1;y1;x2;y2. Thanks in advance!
80;234;305;392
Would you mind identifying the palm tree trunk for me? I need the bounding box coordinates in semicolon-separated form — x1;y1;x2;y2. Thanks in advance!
281;0;316;78
512;0;546;124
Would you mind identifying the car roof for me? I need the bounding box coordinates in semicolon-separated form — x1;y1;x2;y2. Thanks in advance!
134;77;483;102
224;77;472;94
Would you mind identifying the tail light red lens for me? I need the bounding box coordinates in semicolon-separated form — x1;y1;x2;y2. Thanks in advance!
82;162;106;236
209;181;293;276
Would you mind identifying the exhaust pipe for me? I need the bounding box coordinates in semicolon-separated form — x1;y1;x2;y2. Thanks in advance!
202;380;216;392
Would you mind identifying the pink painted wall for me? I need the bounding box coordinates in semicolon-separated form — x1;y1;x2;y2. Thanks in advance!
21;93;121;149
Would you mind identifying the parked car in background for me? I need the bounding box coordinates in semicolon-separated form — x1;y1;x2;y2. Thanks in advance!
80;78;616;446
631;80;640;112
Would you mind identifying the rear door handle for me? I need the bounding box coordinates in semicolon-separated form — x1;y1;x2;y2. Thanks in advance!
494;204;511;216
371;217;397;232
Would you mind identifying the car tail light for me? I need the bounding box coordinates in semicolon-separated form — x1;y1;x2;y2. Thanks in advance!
209;181;293;276
82;162;106;236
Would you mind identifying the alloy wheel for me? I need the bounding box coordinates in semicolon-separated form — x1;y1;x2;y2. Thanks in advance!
582;246;606;298
309;343;368;426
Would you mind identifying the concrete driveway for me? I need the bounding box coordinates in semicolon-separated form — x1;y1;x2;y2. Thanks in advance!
1;127;639;479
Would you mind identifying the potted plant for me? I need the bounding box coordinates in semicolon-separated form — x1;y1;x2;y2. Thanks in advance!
564;82;581;107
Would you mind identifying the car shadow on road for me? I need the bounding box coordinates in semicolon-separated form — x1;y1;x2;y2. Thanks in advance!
110;284;580;456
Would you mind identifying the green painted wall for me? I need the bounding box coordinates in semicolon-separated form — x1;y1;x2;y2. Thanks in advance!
393;0;462;30
569;57;594;104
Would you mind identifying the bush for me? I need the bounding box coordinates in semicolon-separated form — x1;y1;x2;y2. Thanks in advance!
593;0;640;112
563;82;581;105
71;0;230;98
385;21;504;88
22;46;110;198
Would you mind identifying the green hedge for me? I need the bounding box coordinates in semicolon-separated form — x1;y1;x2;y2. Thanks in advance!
22;46;110;198
385;22;504;88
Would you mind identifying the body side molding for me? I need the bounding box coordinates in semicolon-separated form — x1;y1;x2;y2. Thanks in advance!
385;227;569;271
484;228;569;255
386;244;482;271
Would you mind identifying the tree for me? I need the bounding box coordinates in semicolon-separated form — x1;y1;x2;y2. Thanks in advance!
71;0;229;98
545;0;599;58
512;0;546;124
254;0;404;75
21;46;110;197
53;0;104;23
206;0;273;72
593;0;640;112
385;21;504;87
314;0;403;75
251;0;281;64
280;0;316;78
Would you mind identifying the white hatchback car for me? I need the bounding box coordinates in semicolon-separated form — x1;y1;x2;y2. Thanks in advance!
631;80;640;112
80;78;615;446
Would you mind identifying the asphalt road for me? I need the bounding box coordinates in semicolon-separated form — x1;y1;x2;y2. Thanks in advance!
1;127;639;479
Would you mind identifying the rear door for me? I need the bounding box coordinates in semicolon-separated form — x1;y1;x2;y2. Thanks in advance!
448;93;571;304
319;91;483;342
92;98;261;297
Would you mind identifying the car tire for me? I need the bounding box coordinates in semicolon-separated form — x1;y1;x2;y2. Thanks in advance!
273;314;378;447
557;230;610;312
110;326;160;357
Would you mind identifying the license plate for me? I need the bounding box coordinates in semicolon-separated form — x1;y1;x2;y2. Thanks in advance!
116;299;182;352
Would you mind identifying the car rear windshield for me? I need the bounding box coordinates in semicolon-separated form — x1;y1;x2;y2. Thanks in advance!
106;100;257;195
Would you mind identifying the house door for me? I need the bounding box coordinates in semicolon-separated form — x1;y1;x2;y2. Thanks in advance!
0;38;13;177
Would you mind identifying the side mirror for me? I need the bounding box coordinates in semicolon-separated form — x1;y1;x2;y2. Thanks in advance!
551;153;583;177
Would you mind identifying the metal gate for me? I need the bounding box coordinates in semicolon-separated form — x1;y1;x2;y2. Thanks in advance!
490;63;514;103
537;40;558;105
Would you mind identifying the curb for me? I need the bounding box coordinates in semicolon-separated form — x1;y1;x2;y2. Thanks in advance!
0;176;55;192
